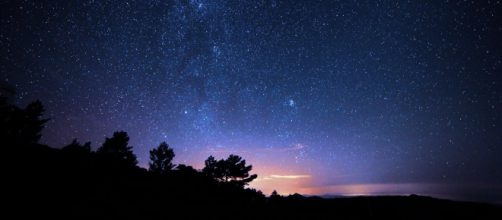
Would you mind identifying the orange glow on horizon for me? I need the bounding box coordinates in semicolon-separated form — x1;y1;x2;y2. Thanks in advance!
178;143;317;196
249;165;313;195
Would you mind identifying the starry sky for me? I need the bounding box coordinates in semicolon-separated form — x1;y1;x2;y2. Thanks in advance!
1;0;501;203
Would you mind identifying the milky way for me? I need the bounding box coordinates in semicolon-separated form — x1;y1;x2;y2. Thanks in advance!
1;0;501;202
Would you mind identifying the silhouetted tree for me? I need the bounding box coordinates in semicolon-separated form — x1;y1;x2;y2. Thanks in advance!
202;156;222;179
0;99;49;146
149;142;175;175
0;82;16;102
23;101;48;143
60;139;93;174
176;164;200;177
203;154;257;187
62;139;91;154
271;190;280;198
225;154;257;185
96;131;137;167
269;190;283;203
176;164;195;173
0;96;13;142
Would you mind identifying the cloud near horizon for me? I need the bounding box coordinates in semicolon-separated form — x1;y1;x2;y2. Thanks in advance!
256;174;312;181
269;174;311;179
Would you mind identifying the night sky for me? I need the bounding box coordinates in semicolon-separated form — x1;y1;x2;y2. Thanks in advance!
1;0;501;203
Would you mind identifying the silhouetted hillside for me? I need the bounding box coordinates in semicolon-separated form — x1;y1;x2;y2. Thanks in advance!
3;99;501;219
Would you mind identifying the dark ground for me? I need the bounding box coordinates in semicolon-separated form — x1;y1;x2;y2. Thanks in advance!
4;144;500;220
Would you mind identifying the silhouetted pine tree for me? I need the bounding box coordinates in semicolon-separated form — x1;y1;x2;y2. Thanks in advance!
96;131;137;168
203;154;257;187
0;98;49;146
149;142;175;175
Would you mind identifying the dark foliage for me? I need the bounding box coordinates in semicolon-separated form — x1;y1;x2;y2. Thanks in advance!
96;131;138;169
62;139;91;154
0;97;49;146
203;154;258;187
270;190;281;199
149;142;175;175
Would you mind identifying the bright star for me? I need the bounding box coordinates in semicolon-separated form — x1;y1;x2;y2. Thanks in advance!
288;99;295;107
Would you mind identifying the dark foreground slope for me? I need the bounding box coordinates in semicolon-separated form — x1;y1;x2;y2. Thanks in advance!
5;144;501;220
267;194;502;220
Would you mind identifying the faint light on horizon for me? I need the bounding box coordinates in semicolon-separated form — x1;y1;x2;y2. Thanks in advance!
301;183;445;197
